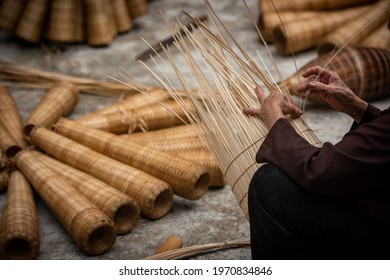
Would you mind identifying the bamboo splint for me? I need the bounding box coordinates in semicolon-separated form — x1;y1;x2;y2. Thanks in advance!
0;85;27;149
54;118;211;200
24;82;79;135
33;150;140;235
28;126;173;219
15;149;116;255
0;170;39;260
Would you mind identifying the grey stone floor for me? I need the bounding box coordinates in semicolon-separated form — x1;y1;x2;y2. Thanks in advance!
0;0;389;260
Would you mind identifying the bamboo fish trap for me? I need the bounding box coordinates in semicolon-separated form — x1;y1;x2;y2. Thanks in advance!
32;150;140;235
28;126;173;219
138;2;322;219
0;122;22;157
15;149;117;255
281;47;390;105
0;170;39;260
24;82;79;135
54;118;211;200
0;151;10;192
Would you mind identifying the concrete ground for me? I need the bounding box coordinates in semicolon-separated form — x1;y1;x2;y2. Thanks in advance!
0;0;389;260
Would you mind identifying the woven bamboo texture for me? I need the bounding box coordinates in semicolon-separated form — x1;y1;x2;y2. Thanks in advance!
360;22;390;51
29;126;173;219
24;82;79;135
126;0;148;19
15;149;117;255
33;150;140;235
281;47;390;104
0;171;9;193
0;122;22;157
0;0;27;31
55;118;211;200
0;85;27;149
0;170;39;260
113;0;133;33
0;150;10;192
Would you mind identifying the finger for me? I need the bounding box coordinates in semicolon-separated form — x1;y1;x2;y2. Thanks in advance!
242;107;261;117
302;66;324;78
254;85;266;104
307;81;329;93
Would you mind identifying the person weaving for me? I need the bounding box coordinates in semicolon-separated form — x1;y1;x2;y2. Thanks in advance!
242;66;390;259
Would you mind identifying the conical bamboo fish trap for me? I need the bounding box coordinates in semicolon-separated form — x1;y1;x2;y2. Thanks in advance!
33;150;140;235
112;0;133;33
15;0;50;43
272;4;369;55
15;149;117;255
28;126;173;219
0;122;22;157
281;47;390;105
0;171;9;193
126;0;148;19
359;21;390;51
54;118;211;200
0;0;27;31
317;0;390;54
0;85;27;149
138;3;322;219
24;82;79;136
0;151;10;192
0;170;39;260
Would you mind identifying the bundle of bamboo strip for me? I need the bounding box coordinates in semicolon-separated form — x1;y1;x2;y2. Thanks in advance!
0;170;39;260
54;118;211;200
24;82;79;135
138;3;322;218
0;0;148;46
33;150;140;235
28;126;173;219
15;149;117;255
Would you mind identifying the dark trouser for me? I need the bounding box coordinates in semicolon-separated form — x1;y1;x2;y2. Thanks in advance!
248;163;390;260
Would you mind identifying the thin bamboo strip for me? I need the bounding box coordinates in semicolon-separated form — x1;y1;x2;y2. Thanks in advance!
155;235;183;254
54;118;211;200
29;126;173;219
144;239;250;260
0;170;39;260
24;82;79;136
317;0;390;54
77;98;193;134
272;4;369;55
77;87;171;122
126;0;148;19
0;122;22;157
359;21;390;51
15;149;117;255
281;47;390;104
0;0;27;31
47;0;79;43
15;0;50;43
0;85;27;149
112;0;133;33
0;60;151;98
0;171;8;193
126;134;205;151
33;150;140;235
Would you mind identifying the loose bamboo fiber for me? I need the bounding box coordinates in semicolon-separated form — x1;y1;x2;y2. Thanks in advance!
360;22;390;51
155;235;183;254
126;0;148;19
32;150;140;235
55;118;211;200
15;0;49;43
29;126;173;219
77;87;172;123
15;149;117;255
0;170;39;260
317;0;390;54
139;4;322;219
112;0;133;33
259;0;375;13
85;0;117;46
24;82;79;136
0;122;22;157
46;0;79;43
272;4;369;55
77;98;194;134
0;85;27;149
0;0;27;31
281;47;390;104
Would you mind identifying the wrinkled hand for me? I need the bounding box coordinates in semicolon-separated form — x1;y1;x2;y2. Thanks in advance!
242;85;302;130
297;66;367;123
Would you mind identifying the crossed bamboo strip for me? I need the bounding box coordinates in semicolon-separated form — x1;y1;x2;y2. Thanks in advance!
0;170;39;259
15;149;116;255
54;118;211;200
33;150;140;235
28;126;173;219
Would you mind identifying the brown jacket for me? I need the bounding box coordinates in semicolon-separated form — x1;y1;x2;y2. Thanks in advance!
256;104;390;222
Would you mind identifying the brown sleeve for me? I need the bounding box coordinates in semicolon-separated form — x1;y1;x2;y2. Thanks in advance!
256;109;390;196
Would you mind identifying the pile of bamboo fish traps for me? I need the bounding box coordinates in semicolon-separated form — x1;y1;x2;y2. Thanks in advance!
0;73;223;258
257;0;390;56
0;0;149;46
